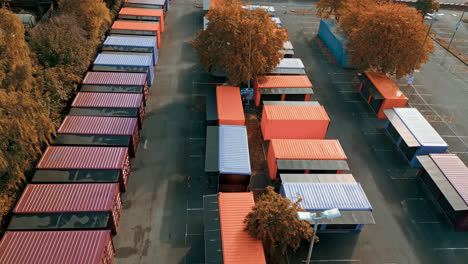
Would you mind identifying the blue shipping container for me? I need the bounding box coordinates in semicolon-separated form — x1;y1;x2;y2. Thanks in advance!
218;125;251;175
318;19;354;69
93;54;154;86
103;36;158;66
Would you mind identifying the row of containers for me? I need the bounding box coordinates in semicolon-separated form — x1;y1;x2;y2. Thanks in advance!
0;1;171;263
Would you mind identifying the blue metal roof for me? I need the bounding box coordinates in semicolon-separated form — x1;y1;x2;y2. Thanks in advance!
394;108;447;147
218;125;251;175
94;53;153;67
103;36;157;48
281;183;372;211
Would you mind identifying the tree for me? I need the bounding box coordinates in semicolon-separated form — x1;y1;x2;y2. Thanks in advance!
337;0;434;78
244;186;314;257
191;0;288;84
315;0;345;20
416;0;440;17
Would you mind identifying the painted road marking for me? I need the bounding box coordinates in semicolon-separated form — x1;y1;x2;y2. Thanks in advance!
143;139;148;149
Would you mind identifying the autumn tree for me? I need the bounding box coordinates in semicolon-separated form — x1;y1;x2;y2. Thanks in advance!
191;0;288;84
337;0;434;78
244;186;314;258
415;0;440;17
315;0;345;20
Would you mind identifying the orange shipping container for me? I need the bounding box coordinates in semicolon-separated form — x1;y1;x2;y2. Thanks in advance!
254;75;313;106
111;20;161;48
216;86;245;126
261;105;330;140
119;8;165;33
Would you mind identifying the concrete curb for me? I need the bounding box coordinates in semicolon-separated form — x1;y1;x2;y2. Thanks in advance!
432;36;468;67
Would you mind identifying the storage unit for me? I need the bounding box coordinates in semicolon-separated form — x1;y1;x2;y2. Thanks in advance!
216;86;245;126
358;72;408;119
205;126;219;173
417;154;468;231
218;192;266;264
206;88;218;125
384;108;448;167
218;125;251;192
93;53;154;86
254;75;313;106
118;8;165;33
124;0;169;11
0;230;114;264
280;173;357;183
54;116;140;157
111;20;161;48
263;101;320;106
267;139;349;180
33;146;131;191
271;17;282;27
270;58;305;75
103;36;158;66
9;184;122;234
246;5;275;15
70;92;145;128
261;105;330;140
281;182;374;231
318;19;354;69
281;40;294;58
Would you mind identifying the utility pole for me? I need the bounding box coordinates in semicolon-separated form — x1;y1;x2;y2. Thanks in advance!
448;3;467;49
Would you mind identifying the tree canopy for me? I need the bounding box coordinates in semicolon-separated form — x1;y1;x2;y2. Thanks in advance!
191;0;288;84
415;0;440;17
315;0;345;20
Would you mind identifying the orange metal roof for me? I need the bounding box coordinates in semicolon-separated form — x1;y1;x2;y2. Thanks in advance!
365;72;407;100
210;0;225;8
218;192;266;264
119;7;163;17
216;86;245;124
112;20;159;32
271;139;347;160
258;75;312;88
264;105;329;120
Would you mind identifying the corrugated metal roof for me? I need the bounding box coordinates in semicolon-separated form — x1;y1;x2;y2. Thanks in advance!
0;230;110;264
14;184;118;213
283;41;293;50
72;92;142;108
104;35;156;48
280;174;356;183
246;5;275;13
218;192;266;264
58;116;137;135
94;53;152;66
37;146;128;169
119;7;164;16
276;58;304;69
219;125;251;175
430;154;468;205
271;139;347;160
282;183;372;210
83;72;147;86
258;75;312;88
394;108;447;147
112;20;159;31
264;105;329;120
216;86;245;125
127;0;165;4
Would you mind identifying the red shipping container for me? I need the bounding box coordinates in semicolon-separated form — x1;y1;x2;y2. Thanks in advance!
216;86;245;126
261;105;330;140
254;75;313;106
119;8;165;33
111;20;161;48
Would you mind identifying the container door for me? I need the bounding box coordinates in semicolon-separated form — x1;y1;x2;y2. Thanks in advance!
284;94;306;101
369;96;384;113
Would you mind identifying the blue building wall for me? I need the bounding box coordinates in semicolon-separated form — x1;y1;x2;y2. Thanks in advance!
318;19;354;69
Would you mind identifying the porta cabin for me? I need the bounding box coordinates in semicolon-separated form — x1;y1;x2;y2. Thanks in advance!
54;116;140;157
270;58;305;75
254;75;313;106
281;40;294;58
81;72;149;104
358;72;408;119
9;184;122;234
384;108;448;167
261;104;330;140
69;92;145;129
33;146;131;192
246;5;275;15
216;86;245;126
124;0;169;12
111;20;161;48
102;36;158;66
218;125;251;192
267;139;350;180
205;126;219;174
318;19;353;69
93;53;154;86
118;8;165;33
281;182;374;231
417;154;468;231
0;230;114;264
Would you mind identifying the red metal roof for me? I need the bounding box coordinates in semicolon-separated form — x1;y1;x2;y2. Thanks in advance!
36;146;128;169
216;86;245;126
430;154;468;204
271;139;347;160
0;230;110;264
364;72;407;100
218;192;266;264
112;20;159;32
14;184;118;213
257;75;312;88
58;116;137;135
119;7;164;17
264;105;329;120
72;92;142;108
82;72;147;86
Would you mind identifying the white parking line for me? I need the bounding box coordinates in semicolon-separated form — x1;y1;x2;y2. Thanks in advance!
434;248;468;250
306;260;360;263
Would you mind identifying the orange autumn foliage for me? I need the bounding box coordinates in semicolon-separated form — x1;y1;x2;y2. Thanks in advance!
315;0;345;20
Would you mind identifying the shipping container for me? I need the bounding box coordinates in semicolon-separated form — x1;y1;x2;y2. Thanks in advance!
281;182;374;231
93;53;154;86
205;126;219;173
9;184;122;234
318;19;354;69
54;116;140;156
263;101;320;106
81;72;148;104
280;173;357;183
111;20;161;48
203;194;223;264
384;108;448;167
70;92;145;128
267;139;349;180
246;5;275;15
281;40;294;58
254;75;313;106
271;17;282;27
124;0;169;12
218;125;251;192
206;88;218;125
216;86;245;126
261;105;330;140
0;230;114;264
358;72;408;119
33;146;131;191
270;58;305;75
218;192;266;264
103;36;158;66
417;154;468;231
118;7;165;32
